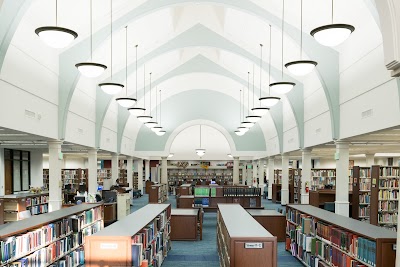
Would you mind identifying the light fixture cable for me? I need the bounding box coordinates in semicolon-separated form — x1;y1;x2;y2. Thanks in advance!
149;72;152;116
259;44;262;102
252;65;255;109
281;0;284;81
247;72;250;116
268;25;272;96
135;45;138;99
125;26;128;97
159;89;162;126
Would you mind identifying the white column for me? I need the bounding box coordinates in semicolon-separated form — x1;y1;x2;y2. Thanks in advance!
87;149;98;196
267;157;274;200
48;141;62;212
258;159;264;189
365;153;375;166
161;157;168;184
242;162;247;185
137;159;144;193
145;160;150;181
233;157;240;185
127;157;133;188
301;148;312;204
252;160;257;186
335;141;350;217
111;153;119;183
281;154;290;205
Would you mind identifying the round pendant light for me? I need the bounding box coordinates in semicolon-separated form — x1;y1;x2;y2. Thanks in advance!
35;0;78;49
36;26;78;49
285;0;318;76
311;24;354;47
238;127;249;133
270;0;295;95
269;82;296;94
259;96;281;107
156;130;166;136
151;127;162;133
251;107;269;116
144;121;157;128
241;121;255;128
98;0;124;95
75;0;106;78
128;107;146;116
310;0;354;47
195;125;206;157
116;97;137;108
99;82;124;95
137;116;152;123
246;115;261;123
260;26;281;107
235;130;245;136
227;154;233;158
168;153;174;158
115;26;136;107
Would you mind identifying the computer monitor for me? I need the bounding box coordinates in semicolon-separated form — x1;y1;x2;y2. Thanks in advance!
64;184;72;191
75;196;86;204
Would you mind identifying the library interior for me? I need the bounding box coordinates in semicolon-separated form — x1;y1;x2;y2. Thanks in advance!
0;0;400;266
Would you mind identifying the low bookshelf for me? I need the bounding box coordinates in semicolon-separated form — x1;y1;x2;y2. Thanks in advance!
85;203;171;267
217;204;277;267
148;184;168;203
1;192;49;224
193;186;262;211
0;203;103;266
286;204;396;267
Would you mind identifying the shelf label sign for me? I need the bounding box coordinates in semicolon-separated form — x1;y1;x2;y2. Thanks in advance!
244;243;263;249
100;243;118;250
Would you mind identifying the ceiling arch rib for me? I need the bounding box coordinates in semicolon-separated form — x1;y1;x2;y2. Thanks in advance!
59;0;339;144
94;25;306;151
103;54;297;155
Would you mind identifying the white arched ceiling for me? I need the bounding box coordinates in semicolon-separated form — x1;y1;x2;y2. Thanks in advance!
169;124;232;161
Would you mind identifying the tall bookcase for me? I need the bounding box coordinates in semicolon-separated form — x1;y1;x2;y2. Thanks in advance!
274;169;282;184
370;165;399;231
133;172;139;190
43;169;49;189
286;204;396;267
97;168;111;186
62;169;88;191
85;204;171;267
293;169;302;204
118;169;127;184
352;166;371;222
310;168;336;191
0;203;103;266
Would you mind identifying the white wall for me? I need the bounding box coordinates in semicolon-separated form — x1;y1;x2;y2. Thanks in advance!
0;148;4;195
283;127;299;153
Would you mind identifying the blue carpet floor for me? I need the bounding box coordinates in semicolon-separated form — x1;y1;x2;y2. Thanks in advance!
130;195;303;267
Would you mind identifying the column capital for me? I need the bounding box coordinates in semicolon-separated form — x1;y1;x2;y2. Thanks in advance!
233;156;239;160
47;140;63;147
111;152;119;157
365;153;375;157
88;148;98;154
301;148;312;153
334;140;349;145
161;157;167;160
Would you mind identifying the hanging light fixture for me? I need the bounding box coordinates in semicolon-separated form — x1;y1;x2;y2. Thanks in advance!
168;153;174;158
129;45;146;116
246;65;261;123
227;154;233;158
235;89;245;136
152;87;162;133
137;65;152;123
241;72;255;128
252;44;270;116
144;73;158;128
154;89;166;136
75;0;106;77
195;125;206;157
260;26;281;107
98;0;124;95
269;0;295;95
116;26;137;107
35;0;78;49
310;0;355;47
285;0;317;76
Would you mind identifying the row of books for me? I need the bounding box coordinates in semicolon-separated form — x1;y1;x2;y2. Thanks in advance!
379;179;398;188
47;247;84;267
379;200;398;211
379;167;399;177
359;168;371;178
378;190;398;200
193;198;209;207
29;204;48;215
359;182;371;191
358;207;370;217
378;213;398;224
359;194;370;204
311;170;336;177
223;187;261;197
26;195;48;207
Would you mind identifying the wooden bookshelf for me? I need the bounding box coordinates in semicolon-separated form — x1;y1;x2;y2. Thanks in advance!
272;184;281;203
217;204;277;267
62;168;88;192
311;168;336;190
0;203;103;266
43;168;49;189
352;166;371;222
293;169;302;204
286;204;396;267
133;172;138;190
118;169;127;184
1;192;49;224
274;169;282;184
85;204;171;267
176;184;192;196
247;209;286;242
170;208;200;240
145;180;154;194
369;166;399;231
117;193;130;220
97;168;111;186
148;184;168;203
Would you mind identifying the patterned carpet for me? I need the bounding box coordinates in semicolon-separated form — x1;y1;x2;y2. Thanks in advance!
130;194;303;267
